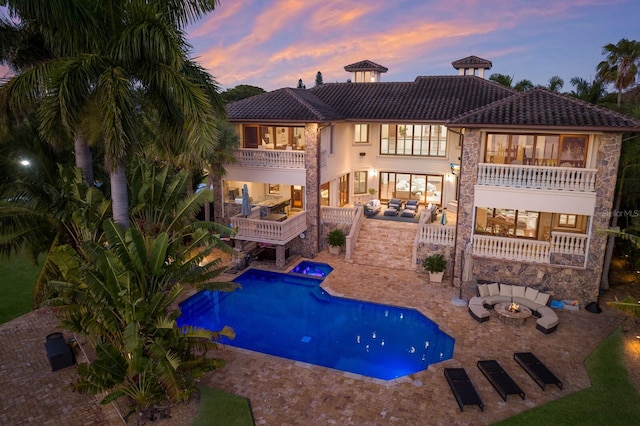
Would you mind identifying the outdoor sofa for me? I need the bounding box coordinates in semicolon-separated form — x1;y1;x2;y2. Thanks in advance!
364;199;381;217
468;282;559;333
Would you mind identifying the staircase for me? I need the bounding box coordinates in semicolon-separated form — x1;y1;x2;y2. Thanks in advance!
349;219;418;270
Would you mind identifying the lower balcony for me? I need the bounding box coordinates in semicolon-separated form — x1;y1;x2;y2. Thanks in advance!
472;232;587;267
230;210;307;245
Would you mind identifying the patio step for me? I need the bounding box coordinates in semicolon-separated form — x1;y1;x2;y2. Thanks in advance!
350;219;417;270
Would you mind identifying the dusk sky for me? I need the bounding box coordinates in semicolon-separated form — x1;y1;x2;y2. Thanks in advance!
1;0;639;94
187;0;639;92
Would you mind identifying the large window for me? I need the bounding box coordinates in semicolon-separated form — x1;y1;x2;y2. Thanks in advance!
380;124;446;156
242;125;305;150
354;124;368;144
475;208;539;238
379;172;443;205
354;171;368;194
485;133;587;167
338;174;349;206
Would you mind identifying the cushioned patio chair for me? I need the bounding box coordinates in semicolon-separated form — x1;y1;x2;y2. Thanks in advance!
384;198;403;216
405;199;420;211
444;368;484;412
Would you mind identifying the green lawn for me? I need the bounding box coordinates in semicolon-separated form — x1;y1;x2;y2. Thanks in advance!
496;328;640;425
192;386;254;426
0;251;42;324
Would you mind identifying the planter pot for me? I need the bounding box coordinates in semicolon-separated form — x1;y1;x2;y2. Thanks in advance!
328;245;342;255
428;271;444;283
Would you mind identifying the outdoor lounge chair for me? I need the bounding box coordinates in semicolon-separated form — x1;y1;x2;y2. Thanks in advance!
405;199;419;211
477;360;525;401
400;208;417;218
514;352;563;390
444;368;484;412
384;198;403;216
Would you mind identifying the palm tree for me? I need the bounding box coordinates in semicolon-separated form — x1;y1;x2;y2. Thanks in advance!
514;79;534;92
569;76;607;104
489;73;533;91
2;1;224;228
547;76;564;93
489;73;514;88
597;38;640;106
48;220;236;418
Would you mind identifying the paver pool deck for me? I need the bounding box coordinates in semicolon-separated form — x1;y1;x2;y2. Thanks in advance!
1;250;639;425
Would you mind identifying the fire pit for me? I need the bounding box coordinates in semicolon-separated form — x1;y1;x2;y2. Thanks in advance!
495;301;531;326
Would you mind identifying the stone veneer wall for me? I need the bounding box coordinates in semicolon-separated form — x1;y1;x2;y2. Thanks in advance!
453;131;622;306
294;123;320;258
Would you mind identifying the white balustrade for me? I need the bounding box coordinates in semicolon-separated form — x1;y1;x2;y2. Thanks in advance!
233;149;305;169
345;206;364;261
550;231;587;255
231;212;307;244
321;206;357;224
416;224;456;246
473;235;550;263
477;163;597;192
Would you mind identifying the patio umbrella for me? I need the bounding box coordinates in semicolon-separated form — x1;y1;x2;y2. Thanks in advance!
440;210;448;225
241;184;251;217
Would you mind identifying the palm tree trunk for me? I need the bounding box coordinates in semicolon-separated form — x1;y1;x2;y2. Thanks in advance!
74;134;94;185
204;174;213;222
110;163;129;228
600;193;621;290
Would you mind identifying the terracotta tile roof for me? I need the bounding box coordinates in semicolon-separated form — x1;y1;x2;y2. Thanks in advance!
343;60;389;73
451;56;493;69
227;76;515;122
448;87;640;131
226;88;343;122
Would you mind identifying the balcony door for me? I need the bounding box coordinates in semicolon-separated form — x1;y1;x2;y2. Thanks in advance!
291;185;303;209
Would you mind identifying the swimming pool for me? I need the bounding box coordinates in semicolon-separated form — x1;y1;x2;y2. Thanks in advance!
177;268;454;380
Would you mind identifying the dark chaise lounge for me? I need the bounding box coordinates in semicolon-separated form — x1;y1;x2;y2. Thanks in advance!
514;352;563;390
444;368;484;412
477;360;525;401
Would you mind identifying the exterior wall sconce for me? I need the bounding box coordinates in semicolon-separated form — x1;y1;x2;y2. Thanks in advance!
450;163;460;175
359;152;366;157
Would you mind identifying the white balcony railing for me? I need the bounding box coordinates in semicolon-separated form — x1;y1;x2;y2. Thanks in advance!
233;149;305;169
230;211;307;244
416;224;456;246
321;206;358;224
477;163;597;192
550;231;587;255
473;235;550;263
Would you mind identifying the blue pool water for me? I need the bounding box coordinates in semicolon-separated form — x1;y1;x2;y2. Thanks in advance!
177;268;454;380
289;261;334;278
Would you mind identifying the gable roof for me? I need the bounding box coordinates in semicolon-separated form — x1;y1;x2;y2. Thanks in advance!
448;88;640;131
226;88;343;122
344;60;388;73
451;56;493;69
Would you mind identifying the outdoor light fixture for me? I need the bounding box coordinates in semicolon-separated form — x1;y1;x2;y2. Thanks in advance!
359;152;366;157
450;163;460;175
20;159;30;166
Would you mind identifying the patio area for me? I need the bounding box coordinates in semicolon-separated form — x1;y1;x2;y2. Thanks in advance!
1;251;639;425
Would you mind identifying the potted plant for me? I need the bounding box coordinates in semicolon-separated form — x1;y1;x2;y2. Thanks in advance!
423;253;447;283
327;229;346;255
368;187;377;199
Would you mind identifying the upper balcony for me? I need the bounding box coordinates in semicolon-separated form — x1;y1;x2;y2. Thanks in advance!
477;163;597;192
233;149;305;169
